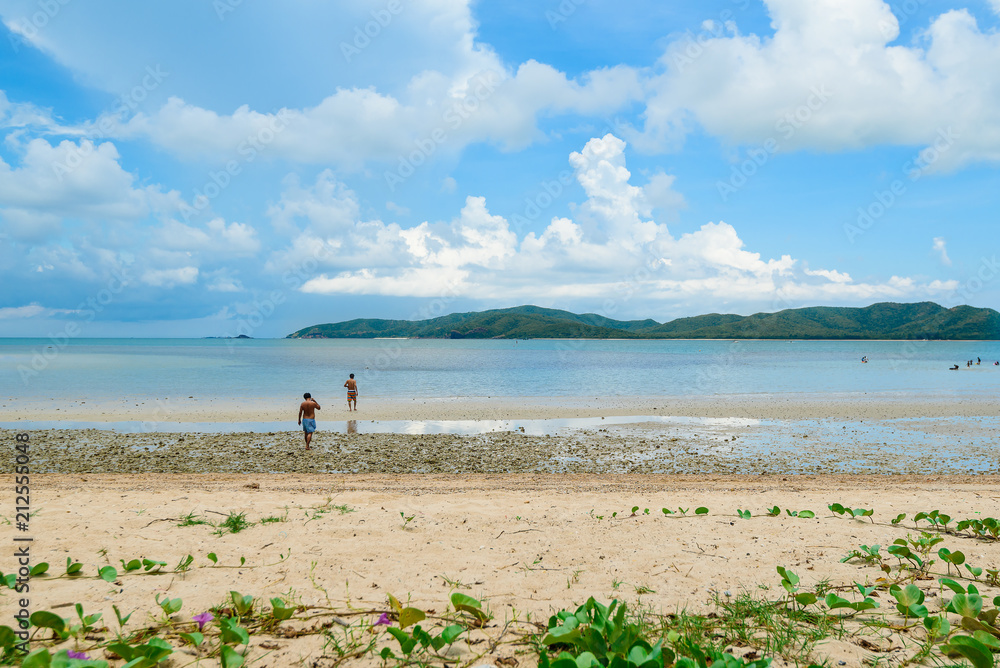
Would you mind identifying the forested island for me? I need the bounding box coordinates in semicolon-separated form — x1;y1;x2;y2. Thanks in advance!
286;302;1000;340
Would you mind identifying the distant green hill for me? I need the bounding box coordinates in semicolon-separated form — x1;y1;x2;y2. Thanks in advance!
286;302;1000;340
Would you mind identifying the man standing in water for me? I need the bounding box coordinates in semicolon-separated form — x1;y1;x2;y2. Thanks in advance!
297;392;321;449
344;373;358;411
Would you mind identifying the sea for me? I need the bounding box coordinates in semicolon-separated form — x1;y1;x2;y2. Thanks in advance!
3;337;999;402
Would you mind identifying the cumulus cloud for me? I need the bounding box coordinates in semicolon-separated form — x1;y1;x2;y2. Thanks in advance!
141;266;199;287
632;0;1000;170
276;134;952;311
0;138;160;238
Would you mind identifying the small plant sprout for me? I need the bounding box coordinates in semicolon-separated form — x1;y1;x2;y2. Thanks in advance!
155;593;183;617
400;512;415;529
737;509;751;519
695;507;709;515
630;506;639;516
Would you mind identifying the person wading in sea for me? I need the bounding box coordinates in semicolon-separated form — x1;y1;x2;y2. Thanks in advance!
344;373;358;411
297;392;321;449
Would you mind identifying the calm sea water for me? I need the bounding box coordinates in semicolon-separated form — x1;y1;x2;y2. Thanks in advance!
2;337;999;402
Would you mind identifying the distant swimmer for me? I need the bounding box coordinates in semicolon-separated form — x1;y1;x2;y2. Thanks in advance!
977;357;981;365
861;356;868;363
950;365;960;370
344;373;358;411
298;392;321;450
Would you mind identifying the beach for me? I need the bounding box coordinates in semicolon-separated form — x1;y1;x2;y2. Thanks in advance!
5;473;1000;667
4;392;1000;666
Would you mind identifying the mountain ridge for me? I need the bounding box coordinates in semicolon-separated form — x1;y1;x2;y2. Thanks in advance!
286;302;1000;340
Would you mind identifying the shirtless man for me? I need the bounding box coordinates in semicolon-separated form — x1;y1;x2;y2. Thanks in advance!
297;392;321;449
344;373;358;411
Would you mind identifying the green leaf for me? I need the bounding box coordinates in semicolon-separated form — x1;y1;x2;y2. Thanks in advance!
451;592;489;622
99;566;117;582
141;559;166;572
121;658;157;668
824;593;853;610
219;645;245;668
398;607;425;629
973;631;1000;651
206;552;218;564
797;510;816;519
695;507;709;515
951;594;984;619
892;513;906;525
178;632;204;646
440;624;464;645
107;643;139;662
940;577;965;595
269;597;294;621
29;562;48;577
29;611;65;633
946;636;994;668
20;648;52;668
219;617;249;646
112;605;133;627
65;559;83;576
139;637;173;662
0;625;14;650
121;559;142;572
794;592;817;606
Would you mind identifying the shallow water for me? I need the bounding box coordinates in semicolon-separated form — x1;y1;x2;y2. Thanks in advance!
4;337;1000;402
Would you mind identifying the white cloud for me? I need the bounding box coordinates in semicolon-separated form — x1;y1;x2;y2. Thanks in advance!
282;134;950;311
632;0;1000;169
141;266;199;287
151;218;260;256
991;0;1000;16
0;303;79;319
0;138;161;237
933;236;952;265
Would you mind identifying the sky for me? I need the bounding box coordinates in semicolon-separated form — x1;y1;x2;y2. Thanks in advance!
1;0;999;337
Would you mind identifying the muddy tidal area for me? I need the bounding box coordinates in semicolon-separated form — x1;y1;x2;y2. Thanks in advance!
7;420;999;475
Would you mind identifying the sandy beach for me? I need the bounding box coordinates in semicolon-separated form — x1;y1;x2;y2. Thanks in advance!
4;474;1000;667
5;396;1000;666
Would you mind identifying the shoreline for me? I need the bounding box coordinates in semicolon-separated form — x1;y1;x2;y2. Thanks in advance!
5;392;1000;423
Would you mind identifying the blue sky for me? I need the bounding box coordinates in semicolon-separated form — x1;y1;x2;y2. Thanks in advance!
1;0;1000;337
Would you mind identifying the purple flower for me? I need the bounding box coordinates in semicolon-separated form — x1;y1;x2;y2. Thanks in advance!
374;612;391;627
67;650;89;659
193;611;214;631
